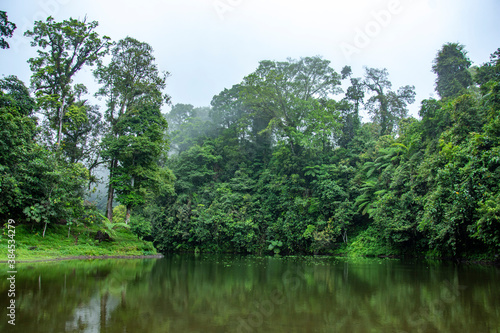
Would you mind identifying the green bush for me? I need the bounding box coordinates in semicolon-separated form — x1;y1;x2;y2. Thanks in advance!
130;215;152;240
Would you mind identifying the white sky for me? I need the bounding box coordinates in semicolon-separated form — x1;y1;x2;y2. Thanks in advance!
1;0;499;119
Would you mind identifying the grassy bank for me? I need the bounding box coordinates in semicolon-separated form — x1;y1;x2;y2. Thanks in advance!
1;222;157;261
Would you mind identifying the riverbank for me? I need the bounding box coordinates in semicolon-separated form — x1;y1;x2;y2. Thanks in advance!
3;223;497;265
4;254;163;263
0;223;158;262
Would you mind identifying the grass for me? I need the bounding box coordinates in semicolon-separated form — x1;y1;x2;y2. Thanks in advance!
0;222;158;261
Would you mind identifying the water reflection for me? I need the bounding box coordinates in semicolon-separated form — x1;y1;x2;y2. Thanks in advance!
1;256;499;332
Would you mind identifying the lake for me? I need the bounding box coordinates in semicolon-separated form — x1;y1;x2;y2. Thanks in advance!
1;255;499;332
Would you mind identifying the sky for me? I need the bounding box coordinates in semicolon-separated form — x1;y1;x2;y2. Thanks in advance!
1;0;500;120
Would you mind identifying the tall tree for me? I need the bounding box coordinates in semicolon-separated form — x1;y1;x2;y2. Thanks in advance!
363;67;415;136
167;103;198;130
95;36;171;222
241;56;342;157
338;66;364;148
209;84;268;175
167;104;213;154
210;84;247;131
25;16;111;147
105;102;172;223
210;84;264;161
0;11;16;49
432;42;473;98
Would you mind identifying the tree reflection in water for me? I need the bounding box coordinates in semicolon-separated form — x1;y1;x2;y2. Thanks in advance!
0;256;499;333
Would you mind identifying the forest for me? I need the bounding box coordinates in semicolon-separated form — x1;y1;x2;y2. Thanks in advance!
1;13;499;258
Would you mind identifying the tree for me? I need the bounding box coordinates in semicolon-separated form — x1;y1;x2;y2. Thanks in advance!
28;82;105;184
167;104;213;154
0;11;16;49
432;42;473;98
419;98;447;138
341;66;365;116
61;93;104;178
0;76;38;166
241;56;342;158
167;103;198;130
210;83;272;169
210;84;247;131
0;76;87;236
95;36;171;222
363;67;415;135
105;102;173;223
475;48;500;87
338;66;364;147
25;16;111;147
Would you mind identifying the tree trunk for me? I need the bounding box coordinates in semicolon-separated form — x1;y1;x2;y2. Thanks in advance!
56;99;65;147
42;221;48;238
106;158;117;223
125;206;131;225
342;230;348;244
106;183;114;223
380;97;390;135
124;175;134;224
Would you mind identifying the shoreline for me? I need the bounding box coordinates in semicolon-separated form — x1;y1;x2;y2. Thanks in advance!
1;254;164;263
2;253;498;265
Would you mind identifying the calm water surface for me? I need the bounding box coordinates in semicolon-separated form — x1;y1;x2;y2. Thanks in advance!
1;255;499;332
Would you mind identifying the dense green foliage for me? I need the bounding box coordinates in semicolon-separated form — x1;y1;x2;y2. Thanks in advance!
1;13;498;259
0;76;88;237
151;48;500;258
0;16;172;247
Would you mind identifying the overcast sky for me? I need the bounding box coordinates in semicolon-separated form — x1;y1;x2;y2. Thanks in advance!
1;0;499;119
